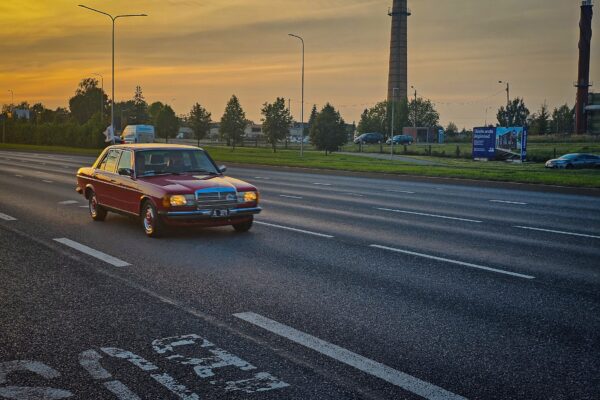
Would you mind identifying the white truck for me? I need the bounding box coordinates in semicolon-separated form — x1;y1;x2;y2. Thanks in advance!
121;125;155;144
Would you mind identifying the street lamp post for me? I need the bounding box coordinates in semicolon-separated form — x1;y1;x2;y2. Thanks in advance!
498;81;510;126
410;85;417;128
79;5;147;143
390;87;399;160
288;33;304;157
92;73;104;123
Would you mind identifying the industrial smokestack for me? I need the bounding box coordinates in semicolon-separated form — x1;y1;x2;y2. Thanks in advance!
387;0;411;102
576;0;593;134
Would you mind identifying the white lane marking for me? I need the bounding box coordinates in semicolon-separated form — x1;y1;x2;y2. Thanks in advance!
490;200;528;205
343;192;364;197
0;212;17;221
313;182;332;186
385;189;416;194
255;221;334;238
54;238;130;267
370;244;535;279
254;176;271;180
234;312;467;400
376;207;482;223
514;226;600;239
279;195;304;199
15;174;23;178
58;200;79;205
80;205;89;208
42;180;53;183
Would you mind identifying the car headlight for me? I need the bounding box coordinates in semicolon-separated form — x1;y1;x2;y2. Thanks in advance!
169;195;187;207
238;191;258;203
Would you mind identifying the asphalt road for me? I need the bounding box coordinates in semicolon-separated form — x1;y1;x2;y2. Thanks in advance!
0;149;599;400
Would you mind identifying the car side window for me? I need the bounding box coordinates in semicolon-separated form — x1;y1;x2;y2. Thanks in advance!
103;150;120;173
117;150;132;172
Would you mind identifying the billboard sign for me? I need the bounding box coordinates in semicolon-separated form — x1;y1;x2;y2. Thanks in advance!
496;127;527;162
472;127;496;159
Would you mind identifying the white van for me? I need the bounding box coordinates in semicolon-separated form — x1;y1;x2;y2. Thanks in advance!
121;125;155;144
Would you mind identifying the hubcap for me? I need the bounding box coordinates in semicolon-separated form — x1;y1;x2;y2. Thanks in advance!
144;206;154;234
89;195;97;217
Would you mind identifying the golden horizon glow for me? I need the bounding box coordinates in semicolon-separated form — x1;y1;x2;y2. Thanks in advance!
1;0;598;127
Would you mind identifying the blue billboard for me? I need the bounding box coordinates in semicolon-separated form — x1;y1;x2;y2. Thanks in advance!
472;127;496;159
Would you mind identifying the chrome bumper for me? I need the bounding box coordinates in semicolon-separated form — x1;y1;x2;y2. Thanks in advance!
162;207;262;220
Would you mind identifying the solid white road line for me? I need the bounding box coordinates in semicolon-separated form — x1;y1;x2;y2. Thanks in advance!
370;244;535;280
0;212;17;221
279;195;304;200
58;200;79;205
255;221;334;238
53;238;130;267
490;200;528;205
234;312;466;400
313;182;332;186
376;208;482;223
514;226;600;239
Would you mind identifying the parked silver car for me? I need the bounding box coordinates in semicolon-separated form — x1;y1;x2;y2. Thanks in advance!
545;153;600;169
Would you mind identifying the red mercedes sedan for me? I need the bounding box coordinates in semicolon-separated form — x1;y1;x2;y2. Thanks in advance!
75;144;261;237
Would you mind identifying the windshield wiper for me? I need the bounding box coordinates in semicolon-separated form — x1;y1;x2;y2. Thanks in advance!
184;169;219;175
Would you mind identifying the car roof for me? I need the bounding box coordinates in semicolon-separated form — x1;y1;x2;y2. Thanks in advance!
107;144;203;152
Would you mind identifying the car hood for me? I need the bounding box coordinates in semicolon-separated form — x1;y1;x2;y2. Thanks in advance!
138;174;255;193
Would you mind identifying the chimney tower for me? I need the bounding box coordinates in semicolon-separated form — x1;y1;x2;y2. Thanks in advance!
576;0;593;134
387;0;411;102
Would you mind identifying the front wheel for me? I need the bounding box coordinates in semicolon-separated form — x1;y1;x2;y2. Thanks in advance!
141;201;163;238
88;191;107;221
233;217;253;233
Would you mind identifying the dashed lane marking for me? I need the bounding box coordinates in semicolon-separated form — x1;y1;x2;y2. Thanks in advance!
59;200;79;205
42;180;54;183
234;312;467;400
514;225;600;239
254;221;334;238
14;174;23;178
54;238;130;267
384;189;416;194
370;244;535;280
279;195;304;200
313;183;332;186
376;207;482;223
490;200;528;205
0;212;17;221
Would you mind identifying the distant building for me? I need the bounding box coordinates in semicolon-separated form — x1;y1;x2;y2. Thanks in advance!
245;121;263;139
586;92;600;135
289;122;307;139
402;127;438;143
14;109;30;120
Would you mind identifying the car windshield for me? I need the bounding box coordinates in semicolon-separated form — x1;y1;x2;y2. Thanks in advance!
558;154;578;160
135;149;219;177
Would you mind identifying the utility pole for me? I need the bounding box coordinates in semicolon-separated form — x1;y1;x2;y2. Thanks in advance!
411;86;417;128
499;81;510;106
288;33;305;157
390;87;399;160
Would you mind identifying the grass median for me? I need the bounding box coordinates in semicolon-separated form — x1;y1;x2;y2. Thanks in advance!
1;142;598;188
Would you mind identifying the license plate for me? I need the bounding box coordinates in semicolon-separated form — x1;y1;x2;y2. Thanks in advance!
211;209;229;218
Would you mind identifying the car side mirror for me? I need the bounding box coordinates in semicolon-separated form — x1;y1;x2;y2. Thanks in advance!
218;165;227;174
118;168;134;177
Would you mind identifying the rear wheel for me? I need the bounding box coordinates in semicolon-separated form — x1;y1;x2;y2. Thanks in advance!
141;201;163;238
233;217;253;233
88;190;107;221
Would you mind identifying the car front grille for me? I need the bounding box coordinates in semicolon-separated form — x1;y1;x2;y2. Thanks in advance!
195;188;238;209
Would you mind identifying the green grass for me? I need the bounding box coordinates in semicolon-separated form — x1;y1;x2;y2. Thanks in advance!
205;146;600;188
1;142;598;188
0;143;103;157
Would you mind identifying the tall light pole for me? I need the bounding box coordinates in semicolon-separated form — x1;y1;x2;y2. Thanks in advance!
288;33;304;157
410;85;417;128
390;87;399;160
92;73;104;123
79;5;147;143
498;81;510;127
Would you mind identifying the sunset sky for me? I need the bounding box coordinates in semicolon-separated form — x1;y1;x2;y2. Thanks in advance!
1;0;598;127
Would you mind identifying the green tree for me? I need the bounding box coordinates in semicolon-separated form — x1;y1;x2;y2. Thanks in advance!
310;103;347;155
529;102;551;135
552;104;575;134
261;98;293;153
132;85;149;124
409;97;439;127
69;78;108;124
497;98;530;127
219;95;246;150
189;103;212;147
445;122;459;137
358;99;409;138
155;104;179;143
306;104;318;136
